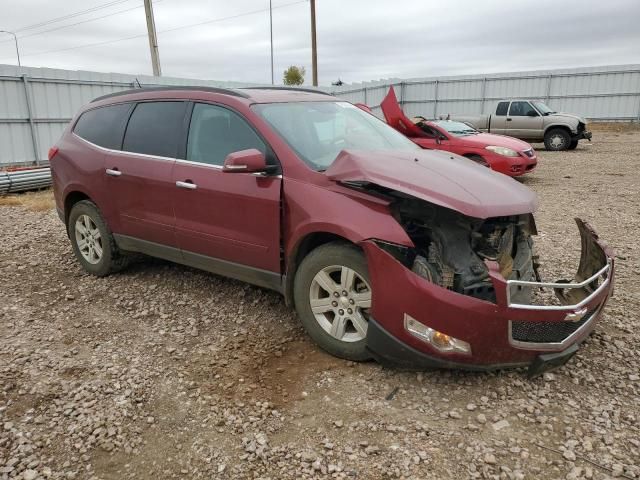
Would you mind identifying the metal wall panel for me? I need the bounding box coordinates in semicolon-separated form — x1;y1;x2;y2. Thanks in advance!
2;63;640;167
333;64;640;123
0;64;260;166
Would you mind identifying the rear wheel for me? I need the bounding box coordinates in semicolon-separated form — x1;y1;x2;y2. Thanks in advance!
568;140;579;150
544;128;571;151
293;243;372;361
67;200;128;277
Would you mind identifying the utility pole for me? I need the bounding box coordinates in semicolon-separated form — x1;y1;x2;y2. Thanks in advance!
269;0;274;84
0;30;21;66
310;0;318;86
143;0;162;76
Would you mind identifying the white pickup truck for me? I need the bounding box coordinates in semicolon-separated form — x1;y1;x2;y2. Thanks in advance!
446;100;592;151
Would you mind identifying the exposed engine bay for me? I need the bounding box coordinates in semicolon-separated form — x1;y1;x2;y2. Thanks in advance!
380;193;539;303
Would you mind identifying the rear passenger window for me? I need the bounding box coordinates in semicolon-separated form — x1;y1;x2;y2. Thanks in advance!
74;103;132;149
495;102;509;116
187;103;266;166
122;101;186;158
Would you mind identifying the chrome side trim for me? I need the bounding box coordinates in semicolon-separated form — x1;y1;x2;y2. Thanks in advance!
508;303;603;351
506;259;611;311
73;133;281;176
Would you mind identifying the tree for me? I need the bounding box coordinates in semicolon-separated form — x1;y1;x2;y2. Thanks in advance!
283;65;305;85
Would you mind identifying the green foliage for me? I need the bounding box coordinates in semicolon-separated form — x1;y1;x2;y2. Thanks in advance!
283;65;306;85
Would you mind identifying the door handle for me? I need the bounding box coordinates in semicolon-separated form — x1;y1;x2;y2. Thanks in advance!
105;168;121;177
506;118;512;122
176;180;197;190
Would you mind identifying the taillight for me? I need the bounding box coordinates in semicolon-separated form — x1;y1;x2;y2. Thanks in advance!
48;146;59;161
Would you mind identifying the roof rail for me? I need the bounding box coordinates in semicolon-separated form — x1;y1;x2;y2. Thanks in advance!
91;85;249;103
240;86;333;96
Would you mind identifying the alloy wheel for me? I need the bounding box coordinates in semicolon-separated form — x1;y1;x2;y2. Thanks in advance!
309;265;372;342
74;214;103;264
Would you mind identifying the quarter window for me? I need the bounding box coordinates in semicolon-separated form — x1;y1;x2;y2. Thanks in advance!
74;103;132;149
495;102;509;116
509;101;538;117
187;103;266;166
122;101;186;158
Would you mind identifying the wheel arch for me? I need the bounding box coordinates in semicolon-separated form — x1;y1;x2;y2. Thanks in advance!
544;123;574;136
284;231;359;307
64;190;94;227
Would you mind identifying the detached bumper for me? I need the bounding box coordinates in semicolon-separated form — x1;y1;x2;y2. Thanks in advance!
362;219;614;373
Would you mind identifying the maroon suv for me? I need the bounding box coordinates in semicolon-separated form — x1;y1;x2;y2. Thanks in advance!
50;86;614;376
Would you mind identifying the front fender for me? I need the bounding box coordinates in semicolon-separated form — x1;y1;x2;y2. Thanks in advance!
544;122;579;134
284;179;412;261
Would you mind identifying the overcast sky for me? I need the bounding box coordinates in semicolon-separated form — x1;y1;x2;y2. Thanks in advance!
0;0;639;85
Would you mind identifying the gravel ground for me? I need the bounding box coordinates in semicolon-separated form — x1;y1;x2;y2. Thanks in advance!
1;131;639;480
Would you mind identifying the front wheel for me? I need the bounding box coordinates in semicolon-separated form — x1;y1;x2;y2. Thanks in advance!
568;140;579;150
544;128;571;151
293;243;373;361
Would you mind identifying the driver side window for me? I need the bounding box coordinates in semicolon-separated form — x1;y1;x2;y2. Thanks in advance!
187;103;267;166
509;101;537;117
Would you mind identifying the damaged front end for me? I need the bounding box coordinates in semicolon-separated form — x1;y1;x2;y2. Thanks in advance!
379;195;539;305
361;192;614;375
325;148;614;373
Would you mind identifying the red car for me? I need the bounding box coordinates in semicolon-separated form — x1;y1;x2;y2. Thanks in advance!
380;87;537;176
50;86;614;376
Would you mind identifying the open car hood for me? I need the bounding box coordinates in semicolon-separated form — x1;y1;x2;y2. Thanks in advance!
380;86;425;138
325;149;538;219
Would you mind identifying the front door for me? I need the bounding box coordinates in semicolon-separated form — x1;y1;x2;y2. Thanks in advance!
172;103;282;285
505;101;543;139
106;100;187;250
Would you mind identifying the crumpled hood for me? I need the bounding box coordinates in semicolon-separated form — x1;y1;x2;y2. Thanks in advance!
325;149;538;219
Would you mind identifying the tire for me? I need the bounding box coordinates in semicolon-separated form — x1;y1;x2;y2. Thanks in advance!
293;242;372;361
465;154;489;167
67;200;129;277
568;140;579;150
544;128;571;151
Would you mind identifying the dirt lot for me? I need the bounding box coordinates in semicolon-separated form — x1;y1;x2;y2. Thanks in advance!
1;131;639;480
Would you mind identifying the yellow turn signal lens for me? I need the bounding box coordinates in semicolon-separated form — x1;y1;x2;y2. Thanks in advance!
404;314;471;354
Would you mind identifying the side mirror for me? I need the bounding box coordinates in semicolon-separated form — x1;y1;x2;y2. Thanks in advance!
435;137;442;145
527;110;539;117
223;149;269;173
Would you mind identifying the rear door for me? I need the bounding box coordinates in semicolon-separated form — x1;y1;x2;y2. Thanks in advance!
488;101;509;134
172;102;282;281
505;101;543;139
105;101;187;251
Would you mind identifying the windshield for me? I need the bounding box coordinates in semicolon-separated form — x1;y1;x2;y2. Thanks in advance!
252;101;420;171
532;101;555;115
432;120;478;136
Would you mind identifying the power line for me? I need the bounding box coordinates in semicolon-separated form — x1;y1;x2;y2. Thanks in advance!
12;0;133;33
1;3;150;43
9;0;307;59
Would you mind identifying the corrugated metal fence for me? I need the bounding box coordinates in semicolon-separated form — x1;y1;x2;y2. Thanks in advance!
331;64;640;123
0;64;255;167
1;63;640;167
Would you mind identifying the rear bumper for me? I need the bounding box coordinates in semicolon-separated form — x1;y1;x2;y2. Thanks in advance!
362;218;614;371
